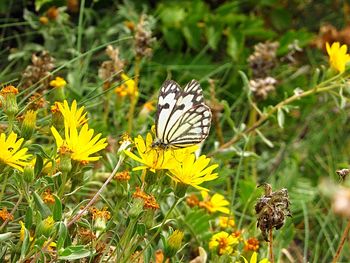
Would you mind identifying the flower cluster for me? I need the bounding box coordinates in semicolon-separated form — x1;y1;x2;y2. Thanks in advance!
51;100;107;164
125;132;218;191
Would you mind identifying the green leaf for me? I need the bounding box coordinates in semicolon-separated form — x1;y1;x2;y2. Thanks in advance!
0;232;12;241
184;210;211;240
136;223;146;236
57;222;68;250
53;195;62;221
33;191;51;218
25;206;33;228
206;26;222;50
20;229;30;260
182;25;201;50
34;0;53;11
58;245;92;260
162;28;183;50
34;154;43;177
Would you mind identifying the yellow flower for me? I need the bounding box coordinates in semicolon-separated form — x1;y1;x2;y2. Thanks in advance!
124;133;196;173
168;154;218;191
0;132;31;171
50;76;67;88
199;191;230;214
326;42;350;73
57;100;88;128
19;221;33;241
51;124;107;163
242;252;270;263
209;231;239;255
114;73;138;97
219;216;235;228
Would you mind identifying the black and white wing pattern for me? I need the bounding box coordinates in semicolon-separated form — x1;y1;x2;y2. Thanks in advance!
154;79;211;148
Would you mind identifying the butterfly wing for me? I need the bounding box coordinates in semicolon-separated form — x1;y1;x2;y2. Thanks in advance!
166;104;211;147
155;80;181;144
155;79;211;147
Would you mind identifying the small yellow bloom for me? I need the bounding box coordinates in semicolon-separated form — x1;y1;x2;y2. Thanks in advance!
19;221;33;241
50;76;67;88
199;191;230;214
51;124;107;163
114;73;138;97
242;252;270;263
326;42;350;73
209;231;239;255
168;154;218;191
57;100;88;128
43;241;57;252
0;132;31;171
124;133;196;173
219;216;235;228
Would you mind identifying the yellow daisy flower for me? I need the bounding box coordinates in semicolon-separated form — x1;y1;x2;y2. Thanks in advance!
326;42;350;73
242;252;270;263
57;100;88;128
209;231;239;255
199;191;230;214
51;124;107;163
167;154;218;191
0;132;31;171
124;133;196;173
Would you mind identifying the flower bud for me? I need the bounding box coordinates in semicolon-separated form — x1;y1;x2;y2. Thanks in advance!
174;183;188;198
21;110;37;140
164;230;184;258
58;145;72;173
0;85;19;118
50;77;67;102
129;198;144;218
36;216;55;237
23;165;35;183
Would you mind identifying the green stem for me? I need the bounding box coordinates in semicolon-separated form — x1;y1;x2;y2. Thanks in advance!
127;56;141;133
215;76;344;153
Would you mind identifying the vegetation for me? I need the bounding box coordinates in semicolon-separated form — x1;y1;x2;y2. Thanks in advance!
1;1;350;262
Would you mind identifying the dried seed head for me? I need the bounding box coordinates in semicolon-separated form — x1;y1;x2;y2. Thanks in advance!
22;51;55;91
135;14;155;58
336;168;350;181
98;46;125;87
249;77;277;100
248;41;279;78
255;183;291;241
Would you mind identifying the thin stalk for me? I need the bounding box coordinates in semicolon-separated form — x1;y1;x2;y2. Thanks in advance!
127;56;141;133
269;228;274;263
67;155;124;228
332;219;350;263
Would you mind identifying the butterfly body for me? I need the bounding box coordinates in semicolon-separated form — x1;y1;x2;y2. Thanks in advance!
153;79;212;149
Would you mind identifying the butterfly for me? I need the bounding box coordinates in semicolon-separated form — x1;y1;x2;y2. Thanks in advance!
152;79;212;149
